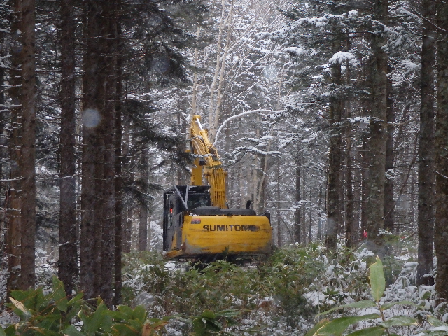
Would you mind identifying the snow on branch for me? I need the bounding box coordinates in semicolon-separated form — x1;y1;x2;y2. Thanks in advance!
232;146;281;157
284;47;307;57
328;51;359;66
214;109;285;146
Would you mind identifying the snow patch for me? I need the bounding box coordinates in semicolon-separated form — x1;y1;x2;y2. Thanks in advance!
328;51;358;66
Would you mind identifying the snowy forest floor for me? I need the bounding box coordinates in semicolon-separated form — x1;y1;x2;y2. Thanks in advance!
1;237;446;335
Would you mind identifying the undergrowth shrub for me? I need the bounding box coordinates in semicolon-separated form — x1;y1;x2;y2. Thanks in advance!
1;276;237;336
305;257;448;336
120;244;375;334
5;239;442;336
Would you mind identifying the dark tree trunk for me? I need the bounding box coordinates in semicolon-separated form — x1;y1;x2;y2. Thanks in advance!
294;153;301;244
344;38;355;248
366;0;388;256
345;136;355;248
58;0;78;296
276;163;282;247
6;0;23;293
122;117;132;254
384;65;395;232
435;0;448;301
20;0;37;289
360;55;371;238
0;19;5;213
92;5;107;300
361;129;369;238
326;15;343;250
81;0;118;305
113;20;123;307
317;185;323;240
416;0;436;287
80;0;102;300
138;149;149;251
326;81;342;249
99;1;116;306
308;194;312;243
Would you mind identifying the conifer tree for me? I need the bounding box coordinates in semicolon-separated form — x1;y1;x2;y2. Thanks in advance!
365;0;388;255
416;0;436;287
58;0;78;296
435;0;448;301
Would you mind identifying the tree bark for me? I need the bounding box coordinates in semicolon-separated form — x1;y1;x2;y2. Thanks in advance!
6;0;23;293
435;0;448;301
361;128;369;237
20;0;37;289
416;0;436;287
81;0;118;305
294;153;301;244
326;14;343;250
384;64;395;232
114;19;123;307
317;185;323;240
276;162;282;247
345;136;355;248
80;0;103;300
138;149;149;252
58;0;78;296
99;1;116;306
0;14;6;227
366;0;388;256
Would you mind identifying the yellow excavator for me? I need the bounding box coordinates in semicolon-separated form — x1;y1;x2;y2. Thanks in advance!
162;115;272;261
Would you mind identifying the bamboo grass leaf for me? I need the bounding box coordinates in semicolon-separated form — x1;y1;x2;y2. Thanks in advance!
316;314;381;336
370;258;385;302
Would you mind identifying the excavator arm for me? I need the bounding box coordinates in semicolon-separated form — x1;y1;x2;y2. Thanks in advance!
189;115;227;209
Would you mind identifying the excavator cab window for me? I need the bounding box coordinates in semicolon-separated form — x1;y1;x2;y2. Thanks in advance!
187;192;211;210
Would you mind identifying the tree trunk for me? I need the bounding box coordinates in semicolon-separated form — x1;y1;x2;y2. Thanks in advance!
276;162;282;247
0;16;5;228
58;0;78;296
6;0;23;293
384;64;395;232
81;0;118;305
345;136;355;248
326;18;343;250
138;149;149;252
99;1;116;306
416;0;436;287
294;153;301;244
366;0;388;256
20;0;37;289
308;193;312;243
114;19;123;307
80;0;103;300
256;150;269;215
317;185;323;240
208;0;233;141
361;129;369;238
122;115;132;254
435;0;448;301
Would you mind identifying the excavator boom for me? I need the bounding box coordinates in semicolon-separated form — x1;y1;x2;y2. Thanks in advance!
189;115;227;209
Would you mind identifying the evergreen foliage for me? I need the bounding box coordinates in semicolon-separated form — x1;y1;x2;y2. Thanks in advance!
2;243;447;335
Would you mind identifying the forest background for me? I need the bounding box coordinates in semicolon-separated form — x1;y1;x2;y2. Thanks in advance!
1;0;448;334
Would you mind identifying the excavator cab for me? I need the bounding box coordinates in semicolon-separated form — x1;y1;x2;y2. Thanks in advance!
163;185;211;251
